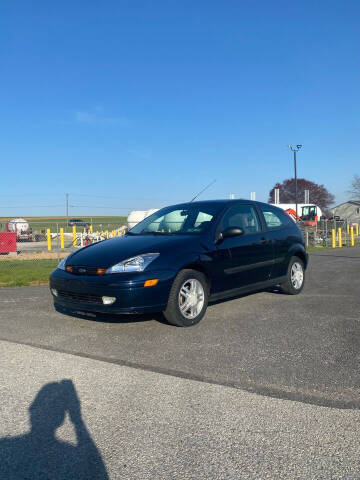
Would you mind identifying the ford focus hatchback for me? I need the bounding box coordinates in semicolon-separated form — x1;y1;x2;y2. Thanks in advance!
50;200;308;326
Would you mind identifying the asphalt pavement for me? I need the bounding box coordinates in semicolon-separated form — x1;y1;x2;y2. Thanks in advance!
0;248;360;478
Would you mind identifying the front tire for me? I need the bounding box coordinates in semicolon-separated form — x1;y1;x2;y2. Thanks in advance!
280;256;305;295
163;269;209;327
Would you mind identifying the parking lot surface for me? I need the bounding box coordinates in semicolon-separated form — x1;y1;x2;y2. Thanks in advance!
1;339;359;480
0;248;360;478
0;248;359;409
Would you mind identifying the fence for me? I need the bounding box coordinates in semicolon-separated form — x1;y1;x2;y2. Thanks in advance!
300;220;360;248
43;223;128;253
0;221;127;256
2;217;360;254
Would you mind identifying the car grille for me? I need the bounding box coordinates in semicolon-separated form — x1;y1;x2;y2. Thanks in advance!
57;290;103;304
67;266;103;276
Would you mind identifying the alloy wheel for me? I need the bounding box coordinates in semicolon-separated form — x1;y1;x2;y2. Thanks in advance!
291;262;304;290
178;278;205;319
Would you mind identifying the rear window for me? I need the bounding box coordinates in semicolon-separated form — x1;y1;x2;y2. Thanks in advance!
260;206;294;230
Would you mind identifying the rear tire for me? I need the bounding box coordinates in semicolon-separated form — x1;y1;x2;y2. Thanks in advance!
163;269;209;327
280;256;305;295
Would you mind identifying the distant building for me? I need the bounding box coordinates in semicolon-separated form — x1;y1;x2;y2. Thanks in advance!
332;201;360;223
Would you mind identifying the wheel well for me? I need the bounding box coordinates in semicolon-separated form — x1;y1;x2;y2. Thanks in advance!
181;263;211;289
292;250;307;267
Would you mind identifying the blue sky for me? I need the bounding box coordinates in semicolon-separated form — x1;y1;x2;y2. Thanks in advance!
1;0;359;216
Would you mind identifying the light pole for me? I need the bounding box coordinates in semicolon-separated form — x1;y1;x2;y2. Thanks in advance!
288;144;302;220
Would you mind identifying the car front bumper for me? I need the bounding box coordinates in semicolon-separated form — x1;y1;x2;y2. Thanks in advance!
49;268;176;315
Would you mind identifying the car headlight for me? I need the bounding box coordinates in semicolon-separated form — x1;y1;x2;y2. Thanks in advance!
106;253;160;273
58;257;67;270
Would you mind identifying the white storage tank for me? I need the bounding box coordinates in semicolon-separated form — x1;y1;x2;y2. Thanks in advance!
7;218;30;234
127;209;159;229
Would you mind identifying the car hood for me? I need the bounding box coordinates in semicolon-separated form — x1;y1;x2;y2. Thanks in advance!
66;234;205;268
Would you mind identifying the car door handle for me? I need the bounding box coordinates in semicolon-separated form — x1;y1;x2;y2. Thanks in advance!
254;238;268;245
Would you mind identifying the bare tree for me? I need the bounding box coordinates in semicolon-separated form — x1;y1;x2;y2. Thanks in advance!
348;174;360;200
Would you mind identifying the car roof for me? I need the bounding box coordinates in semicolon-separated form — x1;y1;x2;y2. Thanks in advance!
168;199;273;209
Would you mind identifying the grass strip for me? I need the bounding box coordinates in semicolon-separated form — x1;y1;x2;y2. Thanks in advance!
0;259;58;287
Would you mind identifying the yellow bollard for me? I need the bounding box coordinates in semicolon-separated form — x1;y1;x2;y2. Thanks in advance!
89;225;93;233
60;228;65;249
331;229;336;248
72;226;76;246
47;228;52;251
338;227;342;248
350;226;355;247
356;224;359;236
347;224;350;234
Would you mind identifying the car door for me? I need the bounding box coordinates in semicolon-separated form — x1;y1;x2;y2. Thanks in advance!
211;203;274;293
258;204;298;279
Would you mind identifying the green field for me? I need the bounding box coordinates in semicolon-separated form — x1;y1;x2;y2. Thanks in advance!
0;216;127;233
0;259;58;287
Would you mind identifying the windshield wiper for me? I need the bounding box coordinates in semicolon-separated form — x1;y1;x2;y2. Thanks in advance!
141;231;170;235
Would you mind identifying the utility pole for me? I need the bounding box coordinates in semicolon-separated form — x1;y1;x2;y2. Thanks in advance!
66;193;69;225
288;145;302;220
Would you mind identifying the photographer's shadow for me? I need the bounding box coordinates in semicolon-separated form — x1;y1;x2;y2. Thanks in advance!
0;380;109;479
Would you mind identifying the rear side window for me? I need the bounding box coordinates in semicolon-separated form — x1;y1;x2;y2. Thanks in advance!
260;206;293;230
220;204;261;235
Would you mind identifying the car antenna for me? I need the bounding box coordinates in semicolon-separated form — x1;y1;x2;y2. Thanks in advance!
189;179;216;203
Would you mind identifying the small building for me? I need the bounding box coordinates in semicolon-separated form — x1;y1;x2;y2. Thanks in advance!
332;201;360;223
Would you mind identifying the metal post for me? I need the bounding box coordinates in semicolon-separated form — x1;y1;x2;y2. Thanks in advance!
294;150;298;220
56;223;60;262
47;228;52;251
331;229;336;248
274;188;280;204
325;220;328;247
350;227;355;247
338;227;342;248
60;227;64;249
72;226;76;247
288;145;302;221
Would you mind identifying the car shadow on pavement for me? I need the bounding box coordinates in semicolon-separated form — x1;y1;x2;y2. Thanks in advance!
55;303;169;325
0;379;109;480
208;287;282;306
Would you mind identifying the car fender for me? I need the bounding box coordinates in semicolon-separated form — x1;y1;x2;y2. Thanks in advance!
287;243;308;268
166;251;213;279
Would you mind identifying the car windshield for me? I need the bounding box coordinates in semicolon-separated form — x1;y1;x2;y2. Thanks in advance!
128;203;223;235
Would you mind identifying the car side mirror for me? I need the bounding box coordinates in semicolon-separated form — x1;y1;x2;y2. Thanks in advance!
216;227;244;243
